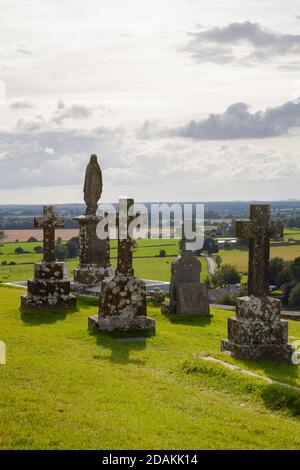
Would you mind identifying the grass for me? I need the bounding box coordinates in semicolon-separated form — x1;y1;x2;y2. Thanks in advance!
0;239;209;284
284;228;300;240
219;245;300;273
0;286;300;449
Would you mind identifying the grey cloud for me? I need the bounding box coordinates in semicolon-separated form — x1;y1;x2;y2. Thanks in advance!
139;100;300;140
16;47;32;55
180;21;300;66
0;126;124;189
10;99;36;110
52;100;93;124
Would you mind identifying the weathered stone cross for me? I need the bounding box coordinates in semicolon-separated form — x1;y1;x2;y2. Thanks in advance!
236;204;283;297
34;206;65;263
117;198;136;276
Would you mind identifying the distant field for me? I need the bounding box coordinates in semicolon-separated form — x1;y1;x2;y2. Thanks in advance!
3;229;79;243
284;228;300;240
219;244;300;273
0;238;210;283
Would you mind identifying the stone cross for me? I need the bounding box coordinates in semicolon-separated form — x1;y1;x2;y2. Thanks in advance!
117;198;136;276
236;204;283;297
34;206;65;263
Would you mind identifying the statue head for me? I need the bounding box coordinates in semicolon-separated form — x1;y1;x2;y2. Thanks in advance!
90;154;98;166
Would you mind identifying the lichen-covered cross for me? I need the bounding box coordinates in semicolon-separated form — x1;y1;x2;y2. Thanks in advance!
34;206;65;263
236;204;283;297
117;198;137;276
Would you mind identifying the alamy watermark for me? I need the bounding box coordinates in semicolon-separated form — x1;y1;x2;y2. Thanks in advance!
291;340;300;365
0;341;6;365
96;202;205;251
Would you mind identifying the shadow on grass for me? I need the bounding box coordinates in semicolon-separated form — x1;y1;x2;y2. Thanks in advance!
231;355;300;388
163;312;212;327
89;329;155;365
20;293;100;325
20;305;78;325
182;358;300;417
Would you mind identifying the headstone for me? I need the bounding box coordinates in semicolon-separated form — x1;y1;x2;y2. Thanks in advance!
21;206;76;309
73;155;113;293
161;250;210;316
88;197;155;333
221;204;293;362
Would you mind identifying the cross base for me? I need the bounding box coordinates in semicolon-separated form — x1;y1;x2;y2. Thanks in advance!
21;261;76;310
73;264;114;287
221;296;293;363
89;271;156;333
221;340;294;363
88;314;155;333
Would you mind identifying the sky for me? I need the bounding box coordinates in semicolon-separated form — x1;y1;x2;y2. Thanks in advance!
1;0;300;203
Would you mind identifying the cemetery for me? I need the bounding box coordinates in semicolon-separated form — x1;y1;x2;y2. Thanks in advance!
0;154;300;451
1;0;300;455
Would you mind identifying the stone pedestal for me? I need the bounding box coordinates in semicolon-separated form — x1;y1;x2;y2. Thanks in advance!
89;272;155;333
161;251;211;316
73;214;112;291
21;261;76;309
221;296;294;362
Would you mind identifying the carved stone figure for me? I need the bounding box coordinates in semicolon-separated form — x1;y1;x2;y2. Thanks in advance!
84;154;103;215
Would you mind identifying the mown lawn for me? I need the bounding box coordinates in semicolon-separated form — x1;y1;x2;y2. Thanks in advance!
0;286;300;449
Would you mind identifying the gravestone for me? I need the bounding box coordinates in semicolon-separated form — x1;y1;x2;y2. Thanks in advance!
161;250;210;316
88;197;155;333
73;155;113;293
21;206;76;309
221;204;293;362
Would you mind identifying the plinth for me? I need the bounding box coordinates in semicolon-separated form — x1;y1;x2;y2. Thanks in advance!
73;214;112;291
88;272;156;333
21;261;76;309
221;296;294;362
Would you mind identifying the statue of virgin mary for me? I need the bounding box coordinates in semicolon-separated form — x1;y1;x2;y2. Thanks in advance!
83;154;103;215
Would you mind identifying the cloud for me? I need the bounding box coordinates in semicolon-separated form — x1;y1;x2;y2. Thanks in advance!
10;98;36;110
139;99;300;140
180;21;300;67
0;120;299;203
52;100;94;124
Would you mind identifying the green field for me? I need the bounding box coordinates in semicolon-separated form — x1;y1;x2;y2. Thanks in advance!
284;228;300;240
0;238;211;284
219;245;300;273
0;286;300;449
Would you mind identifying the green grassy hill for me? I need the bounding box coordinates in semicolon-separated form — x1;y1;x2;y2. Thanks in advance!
0;286;300;449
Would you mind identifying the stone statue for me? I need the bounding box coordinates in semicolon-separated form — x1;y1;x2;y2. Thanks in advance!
84;154;103;215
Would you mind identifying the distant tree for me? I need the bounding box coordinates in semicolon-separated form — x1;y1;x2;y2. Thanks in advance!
276;267;292;288
215;255;222;269
28;236;38;242
268;257;285;286
281;281;296;306
66;240;79;258
55;244;68;261
200;237;219;255
33;246;43;254
212;264;241;287
288;283;300;308
290;257;300;282
55;237;68;261
14;247;25;254
159;249;166;258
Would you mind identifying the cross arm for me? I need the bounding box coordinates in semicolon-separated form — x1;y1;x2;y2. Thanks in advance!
269;220;284;240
